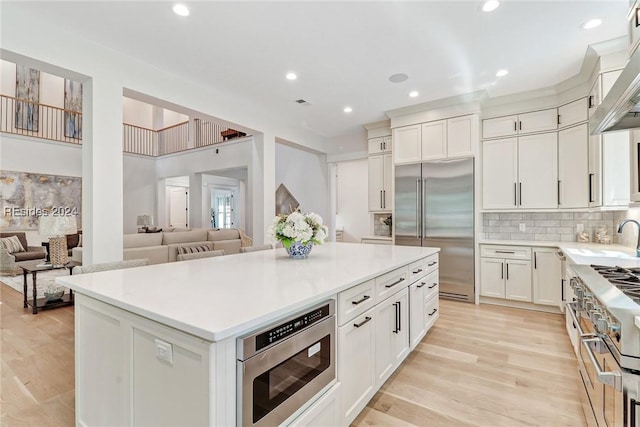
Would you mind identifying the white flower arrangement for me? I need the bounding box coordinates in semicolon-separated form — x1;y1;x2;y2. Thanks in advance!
268;209;328;249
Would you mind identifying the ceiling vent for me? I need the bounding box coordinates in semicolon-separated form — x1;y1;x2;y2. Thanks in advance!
295;99;311;106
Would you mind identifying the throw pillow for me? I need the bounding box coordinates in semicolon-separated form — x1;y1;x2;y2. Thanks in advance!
0;236;26;253
177;245;211;255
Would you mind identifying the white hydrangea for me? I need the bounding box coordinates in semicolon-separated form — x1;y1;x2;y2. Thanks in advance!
266;209;328;247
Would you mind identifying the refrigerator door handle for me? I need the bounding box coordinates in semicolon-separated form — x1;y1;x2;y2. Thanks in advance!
416;179;420;238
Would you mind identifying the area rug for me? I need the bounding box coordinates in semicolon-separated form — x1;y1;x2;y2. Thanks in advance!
0;268;70;298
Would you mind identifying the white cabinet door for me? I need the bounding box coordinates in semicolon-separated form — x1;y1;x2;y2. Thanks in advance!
447;115;476;158
482;138;518;209
421;120;447;160
409;280;426;349
588;76;601;118
382;136;392;153
338;309;375;426
374;288;409;388
482;115;518;139
382;154;392;210
288;383;341;427
505;260;532;302
559;124;589;208
368;156;384;211
558;98;588;128
588;133;602;207
532;248;562;306
602;131;630;206
518;133;558;209
480;258;505;298
368;137;385;155
393;125;421;164
424;293;439;331
518;108;558;134
391;288;409;369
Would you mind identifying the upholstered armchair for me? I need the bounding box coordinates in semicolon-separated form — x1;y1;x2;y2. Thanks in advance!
0;248;17;274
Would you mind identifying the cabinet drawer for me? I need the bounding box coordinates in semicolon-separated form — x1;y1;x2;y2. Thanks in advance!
376;266;409;301
407;255;437;283
480;245;531;260
337;279;376;325
424;294;439;331
421;270;439;301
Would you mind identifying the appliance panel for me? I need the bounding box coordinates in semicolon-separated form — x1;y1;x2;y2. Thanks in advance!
423;237;473;302
394;163;422;244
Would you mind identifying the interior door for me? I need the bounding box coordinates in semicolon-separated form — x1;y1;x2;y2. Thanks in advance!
169;187;188;228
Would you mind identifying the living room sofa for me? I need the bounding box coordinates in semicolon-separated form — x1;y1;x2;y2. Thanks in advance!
71;228;252;265
0;232;46;262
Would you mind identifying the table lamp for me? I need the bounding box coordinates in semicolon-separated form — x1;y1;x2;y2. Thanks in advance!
39;215;77;267
137;214;154;232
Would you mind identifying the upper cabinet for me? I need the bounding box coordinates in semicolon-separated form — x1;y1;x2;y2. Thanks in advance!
482;108;557;139
558;98;588;129
558;124;589;208
588;76;601;118
393;114;477;165
368;136;392;155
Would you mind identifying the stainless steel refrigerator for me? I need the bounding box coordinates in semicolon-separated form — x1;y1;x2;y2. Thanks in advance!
395;158;475;302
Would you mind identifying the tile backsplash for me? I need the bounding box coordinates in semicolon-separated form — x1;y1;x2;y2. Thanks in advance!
482;211;617;242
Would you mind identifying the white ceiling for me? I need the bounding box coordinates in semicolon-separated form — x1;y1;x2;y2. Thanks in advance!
5;1;630;139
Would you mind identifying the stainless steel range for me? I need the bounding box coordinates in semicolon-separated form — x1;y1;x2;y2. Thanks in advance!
569;264;640;427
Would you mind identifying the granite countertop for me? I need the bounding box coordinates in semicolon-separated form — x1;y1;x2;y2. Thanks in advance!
56;242;438;342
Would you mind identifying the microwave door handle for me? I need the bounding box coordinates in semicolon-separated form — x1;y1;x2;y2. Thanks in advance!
581;337;622;391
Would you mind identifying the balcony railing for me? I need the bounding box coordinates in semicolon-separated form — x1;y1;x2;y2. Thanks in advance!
1;94;249;157
0;94;82;144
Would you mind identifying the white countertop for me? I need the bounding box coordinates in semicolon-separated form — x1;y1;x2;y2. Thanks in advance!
57;242;438;342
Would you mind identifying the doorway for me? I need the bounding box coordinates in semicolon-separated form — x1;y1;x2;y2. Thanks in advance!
211;188;235;228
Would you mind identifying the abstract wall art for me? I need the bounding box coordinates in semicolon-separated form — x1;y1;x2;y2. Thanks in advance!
64;79;82;138
15;65;40;131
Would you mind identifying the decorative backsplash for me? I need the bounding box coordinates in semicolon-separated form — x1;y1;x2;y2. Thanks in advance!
482;211;618;242
373;213;392;237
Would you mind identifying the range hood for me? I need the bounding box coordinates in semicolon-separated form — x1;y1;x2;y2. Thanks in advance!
590;46;640;134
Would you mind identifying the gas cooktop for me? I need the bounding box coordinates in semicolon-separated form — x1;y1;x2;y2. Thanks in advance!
592;264;640;302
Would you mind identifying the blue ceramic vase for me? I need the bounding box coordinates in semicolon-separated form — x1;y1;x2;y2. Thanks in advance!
286;242;313;259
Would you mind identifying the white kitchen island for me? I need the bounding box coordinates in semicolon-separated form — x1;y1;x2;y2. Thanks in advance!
57;242;439;427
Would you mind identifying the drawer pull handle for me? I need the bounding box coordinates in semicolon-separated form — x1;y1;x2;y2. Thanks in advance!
351;295;371;305
428;283;437;289
417;282;426;288
428;261;437;267
354;316;372;328
385;277;405;288
495;250;515;254
428;308;438;316
412;268;423;274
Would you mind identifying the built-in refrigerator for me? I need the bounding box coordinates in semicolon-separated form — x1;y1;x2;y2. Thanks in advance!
395;158;475;302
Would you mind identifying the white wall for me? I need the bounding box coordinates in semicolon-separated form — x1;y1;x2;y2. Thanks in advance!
0;59;65;108
123;154;157;234
275;143;328;221
335;159;369;243
123;97;153;129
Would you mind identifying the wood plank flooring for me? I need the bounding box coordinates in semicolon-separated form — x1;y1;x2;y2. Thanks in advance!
0;282;585;426
352;299;586;427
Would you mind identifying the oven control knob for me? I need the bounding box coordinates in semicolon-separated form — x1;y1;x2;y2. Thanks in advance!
590;311;602;323
596;317;610;333
585;301;595;312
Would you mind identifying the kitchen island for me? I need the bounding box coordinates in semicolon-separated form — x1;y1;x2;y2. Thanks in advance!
57;242;439;426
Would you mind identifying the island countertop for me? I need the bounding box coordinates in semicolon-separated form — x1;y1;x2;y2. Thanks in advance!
57;242;439;342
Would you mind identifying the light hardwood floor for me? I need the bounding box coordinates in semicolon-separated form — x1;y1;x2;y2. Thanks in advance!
352;299;587;427
0;283;585;426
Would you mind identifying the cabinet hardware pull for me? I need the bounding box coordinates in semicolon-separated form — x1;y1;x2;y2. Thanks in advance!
380;141;383;151
519;121;522;131
558;180;561;205
561;279;565;301
385;277;405;288
398;301;402;332
557;114;561;125
428;261;437;267
380;190;383;209
354;316;372;328
495;250;515;254
519;182;522;206
631;398;640;427
514;121;517;132
383;190;386;209
588;95;594;108
428;308;438;316
589;173;594;203
514;182;517;206
501;262;504;279
352;295;371;305
506;263;510;280
392;302;399;333
412;268;423;274
534;252;537;269
428;283;437;289
417;282;426;288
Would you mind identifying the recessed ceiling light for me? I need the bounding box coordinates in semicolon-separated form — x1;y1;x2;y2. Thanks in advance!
409;91;419;98
496;69;509;77
343;106;353;113
286;72;297;80
582;18;602;30
482;0;500;12
173;4;190;16
389;73;408;83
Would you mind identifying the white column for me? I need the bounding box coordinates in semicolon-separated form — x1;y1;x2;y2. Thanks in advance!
82;76;123;264
328;163;337;242
251;133;275;245
189;173;202;228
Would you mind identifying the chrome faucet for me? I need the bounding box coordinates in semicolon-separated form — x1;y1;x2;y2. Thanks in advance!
617;219;640;257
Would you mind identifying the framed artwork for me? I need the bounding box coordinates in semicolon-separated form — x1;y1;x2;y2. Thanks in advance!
64;79;82;138
275;183;300;215
15;65;40;131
